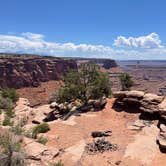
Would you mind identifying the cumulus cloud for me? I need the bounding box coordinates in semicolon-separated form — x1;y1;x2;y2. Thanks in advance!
113;33;163;49
0;32;165;60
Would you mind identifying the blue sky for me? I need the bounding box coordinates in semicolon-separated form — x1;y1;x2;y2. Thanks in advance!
0;0;166;59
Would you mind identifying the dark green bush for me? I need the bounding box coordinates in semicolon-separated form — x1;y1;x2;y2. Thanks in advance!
0;96;13;110
32;123;50;138
119;73;134;91
1;88;19;103
2;116;13;126
11;125;24;135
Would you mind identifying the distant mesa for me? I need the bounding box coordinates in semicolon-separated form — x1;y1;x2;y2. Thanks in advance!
73;57;118;69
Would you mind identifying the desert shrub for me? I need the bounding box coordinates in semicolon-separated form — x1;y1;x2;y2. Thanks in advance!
0;88;19;103
0;95;13;110
0;132;26;166
11;125;24;135
52;63;112;104
32;123;50;138
36;136;48;145
49;160;64;166
5;108;15;118
0;88;18;119
119;73;134;91
2;116;13;126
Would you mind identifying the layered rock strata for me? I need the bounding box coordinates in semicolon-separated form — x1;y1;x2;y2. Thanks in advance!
0;54;77;88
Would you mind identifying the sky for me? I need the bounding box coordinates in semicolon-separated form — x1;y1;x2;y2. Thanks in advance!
0;0;166;60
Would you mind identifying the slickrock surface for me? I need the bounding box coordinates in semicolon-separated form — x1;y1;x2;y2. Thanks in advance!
14;98;166;166
0;54;77;88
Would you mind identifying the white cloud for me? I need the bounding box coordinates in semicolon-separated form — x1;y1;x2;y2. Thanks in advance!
0;32;165;60
113;33;163;49
21;32;44;41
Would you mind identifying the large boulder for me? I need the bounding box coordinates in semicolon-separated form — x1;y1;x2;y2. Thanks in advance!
113;90;166;116
126;90;145;99
143;93;164;103
113;91;128;98
32;105;53;124
140;94;164;114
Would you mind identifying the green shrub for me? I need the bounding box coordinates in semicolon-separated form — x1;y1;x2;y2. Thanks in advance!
32;123;50;138
2;116;13;126
36;136;48;145
5;108;15;118
11;125;24;135
119;73;134;91
0;95;13;110
1;88;19;103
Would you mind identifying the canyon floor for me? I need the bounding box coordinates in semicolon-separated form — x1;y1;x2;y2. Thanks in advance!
30;99;165;166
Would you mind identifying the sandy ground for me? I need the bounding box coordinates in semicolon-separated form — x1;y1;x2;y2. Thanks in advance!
40;99;166;166
17;80;62;107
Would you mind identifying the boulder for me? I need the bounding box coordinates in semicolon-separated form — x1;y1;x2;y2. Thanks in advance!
140;94;164;114
143;93;164;103
50;102;59;109
43;111;59;122
113;91;127;98
93;97;107;109
126;90;144;99
32;105;53;124
23;137;59;161
140;102;159;113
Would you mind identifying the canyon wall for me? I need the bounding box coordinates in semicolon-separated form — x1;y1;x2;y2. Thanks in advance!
0;54;77;88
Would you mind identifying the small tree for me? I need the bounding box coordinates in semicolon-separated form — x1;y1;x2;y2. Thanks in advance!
52;63;112;104
119;73;133;91
32;123;50;138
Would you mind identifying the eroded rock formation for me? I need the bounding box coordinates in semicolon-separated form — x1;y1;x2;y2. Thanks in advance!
0;54;77;88
113;90;166;152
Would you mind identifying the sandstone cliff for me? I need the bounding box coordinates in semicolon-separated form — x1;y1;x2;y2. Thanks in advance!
0;54;77;88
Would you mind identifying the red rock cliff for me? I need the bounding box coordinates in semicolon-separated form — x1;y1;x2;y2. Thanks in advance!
0;54;77;88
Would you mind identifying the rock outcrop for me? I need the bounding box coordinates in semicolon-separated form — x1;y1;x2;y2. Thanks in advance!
113;90;166;152
113;90;165;116
0;54;77;88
